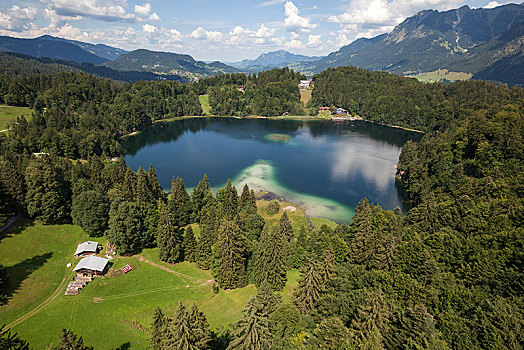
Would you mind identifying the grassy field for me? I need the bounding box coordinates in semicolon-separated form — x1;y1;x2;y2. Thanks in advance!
300;88;312;106
0;211;308;348
199;94;211;115
0;105;32;130
410;69;472;83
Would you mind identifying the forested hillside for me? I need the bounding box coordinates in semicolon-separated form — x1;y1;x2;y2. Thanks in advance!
310;66;524;131
0;60;523;349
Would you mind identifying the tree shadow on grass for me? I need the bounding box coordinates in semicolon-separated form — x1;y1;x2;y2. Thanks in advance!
115;342;131;350
1;252;53;304
0;217;34;245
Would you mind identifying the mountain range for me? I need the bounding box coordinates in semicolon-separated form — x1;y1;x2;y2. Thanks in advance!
0;3;522;84
295;3;524;84
229;50;321;72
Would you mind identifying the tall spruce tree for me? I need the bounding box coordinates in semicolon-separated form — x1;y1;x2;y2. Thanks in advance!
136;166;153;204
253;226;287;291
197;205;219;269
215;219;247;289
157;201;184;263
150;307;171;350
54;329;93;350
122;167;136;201
278;212;294;263
148;164;164;201
228;298;273;350
183;226;197;262
349;289;392;349
169;176;192;227
293;258;325;314
321;244;337;284
165;302;195;350
239;184;257;215
222;179;239;219
192;174;213;222
188;304;213;349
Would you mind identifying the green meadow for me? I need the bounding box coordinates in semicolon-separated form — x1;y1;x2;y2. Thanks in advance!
0;201;317;348
0;105;32;130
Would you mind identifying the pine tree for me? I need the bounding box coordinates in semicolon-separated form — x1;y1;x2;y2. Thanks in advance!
228;298;272;350
88;154;105;188
255;282;282;316
188;304;213;349
293;258;325;314
0;325;29;350
215;219;247;289
239;184;257;215
166;302;196;350
122;167;136;201
136;166;153;204
55;328;93;350
253;226;287;291
222;179;238;219
169;176;192;226
184;226;198;262
192;174;213;222
157;201;183;263
278;212;294;264
311;317;352;349
349;289;391;349
150;307;171;350
321;244;337;284
148;164;164;201
197;205;219;269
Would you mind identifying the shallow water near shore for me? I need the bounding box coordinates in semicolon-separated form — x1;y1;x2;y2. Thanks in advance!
123;118;421;223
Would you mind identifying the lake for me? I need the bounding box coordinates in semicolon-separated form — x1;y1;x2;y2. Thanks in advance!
123;118;421;223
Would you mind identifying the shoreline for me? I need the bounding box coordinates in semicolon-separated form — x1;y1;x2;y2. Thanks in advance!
121;114;425;138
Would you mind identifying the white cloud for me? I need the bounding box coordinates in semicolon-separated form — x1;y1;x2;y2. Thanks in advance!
284;1;317;33
43;8;83;29
134;3;151;16
142;23;157;34
0;5;38;32
307;34;321;47
43;0;136;22
190;27;224;41
148;12;160;21
483;1;500;8
330;0;464;26
284;38;304;50
55;23;88;40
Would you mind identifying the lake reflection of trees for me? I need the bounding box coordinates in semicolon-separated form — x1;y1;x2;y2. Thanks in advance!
123;118;421;155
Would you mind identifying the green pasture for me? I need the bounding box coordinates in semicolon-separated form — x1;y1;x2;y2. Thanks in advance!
0;105;32;130
0;216;304;349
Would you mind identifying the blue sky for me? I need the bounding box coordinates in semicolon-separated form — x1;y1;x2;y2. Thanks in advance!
0;0;516;61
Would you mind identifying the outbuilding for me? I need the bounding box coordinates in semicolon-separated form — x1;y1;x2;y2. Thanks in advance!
73;255;109;278
74;241;99;257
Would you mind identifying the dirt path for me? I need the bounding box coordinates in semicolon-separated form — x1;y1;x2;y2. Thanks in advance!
6;272;71;329
134;255;213;285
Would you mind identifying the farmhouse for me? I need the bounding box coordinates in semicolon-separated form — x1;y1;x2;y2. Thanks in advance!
298;80;312;88
73;255;109;278
74;241;99;257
